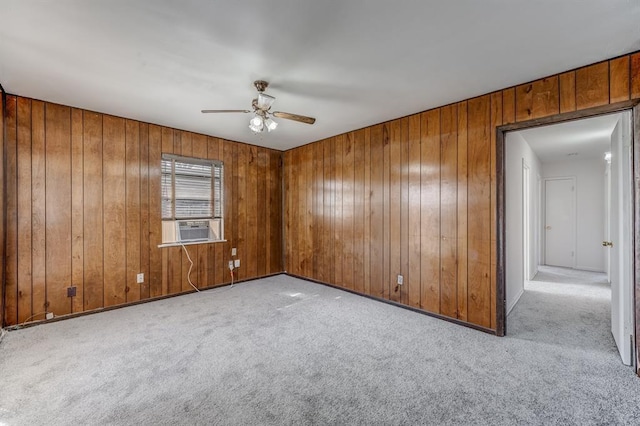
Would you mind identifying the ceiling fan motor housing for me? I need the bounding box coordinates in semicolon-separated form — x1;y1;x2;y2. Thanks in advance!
254;80;269;92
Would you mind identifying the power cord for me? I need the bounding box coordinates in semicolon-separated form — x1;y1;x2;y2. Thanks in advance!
3;312;53;331
182;244;237;292
21;312;51;324
180;243;200;292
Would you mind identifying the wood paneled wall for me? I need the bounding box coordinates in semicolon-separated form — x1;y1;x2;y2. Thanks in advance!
2;52;639;329
284;52;640;331
0;87;5;328
2;96;283;326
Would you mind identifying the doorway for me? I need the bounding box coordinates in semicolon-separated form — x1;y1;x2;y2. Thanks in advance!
499;104;638;372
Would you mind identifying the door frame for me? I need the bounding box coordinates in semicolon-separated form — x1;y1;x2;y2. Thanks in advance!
542;176;577;269
495;99;640;376
523;160;531;281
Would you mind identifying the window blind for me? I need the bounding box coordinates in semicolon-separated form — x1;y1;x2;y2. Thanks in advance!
161;155;223;220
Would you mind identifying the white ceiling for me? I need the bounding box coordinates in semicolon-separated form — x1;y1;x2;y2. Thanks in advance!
517;113;622;163
1;1;639;151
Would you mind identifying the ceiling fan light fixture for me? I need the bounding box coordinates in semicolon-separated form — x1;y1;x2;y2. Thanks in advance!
265;117;278;132
249;116;264;133
203;80;316;133
257;93;276;110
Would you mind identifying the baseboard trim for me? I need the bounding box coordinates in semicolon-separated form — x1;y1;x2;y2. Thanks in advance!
3;272;284;331
506;287;524;316
285;272;497;336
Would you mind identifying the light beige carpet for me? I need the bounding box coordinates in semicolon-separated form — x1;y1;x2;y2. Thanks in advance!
1;272;639;425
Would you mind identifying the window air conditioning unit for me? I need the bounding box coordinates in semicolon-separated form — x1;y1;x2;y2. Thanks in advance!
161;219;222;244
176;220;211;242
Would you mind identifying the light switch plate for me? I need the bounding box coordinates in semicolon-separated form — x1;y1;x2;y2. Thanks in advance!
136;273;144;284
397;275;404;285
234;259;240;268
231;248;237;256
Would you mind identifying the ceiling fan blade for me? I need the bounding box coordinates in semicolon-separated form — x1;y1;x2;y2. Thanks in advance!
272;111;316;125
257;93;275;110
201;109;251;114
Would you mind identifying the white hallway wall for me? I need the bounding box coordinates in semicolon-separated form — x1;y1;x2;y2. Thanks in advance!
542;157;606;272
505;132;542;315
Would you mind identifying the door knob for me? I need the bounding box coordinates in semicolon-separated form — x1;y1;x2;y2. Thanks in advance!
602;241;613;247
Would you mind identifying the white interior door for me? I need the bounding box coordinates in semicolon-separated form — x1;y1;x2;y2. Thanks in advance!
604;163;611;281
609;113;633;366
544;178;575;268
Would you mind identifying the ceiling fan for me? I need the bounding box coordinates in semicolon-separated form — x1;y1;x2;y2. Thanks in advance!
201;80;316;133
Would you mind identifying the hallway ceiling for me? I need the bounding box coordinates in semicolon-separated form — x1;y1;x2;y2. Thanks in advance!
1;1;639;150
517;113;622;163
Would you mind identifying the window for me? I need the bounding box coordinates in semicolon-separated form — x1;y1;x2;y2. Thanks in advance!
161;154;224;243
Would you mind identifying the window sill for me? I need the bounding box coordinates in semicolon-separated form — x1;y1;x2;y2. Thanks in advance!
158;239;227;248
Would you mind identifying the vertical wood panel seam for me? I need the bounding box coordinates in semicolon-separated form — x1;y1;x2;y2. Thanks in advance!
281;152;286;272
466;102;469;316
557;73;561;115
512;85;516;122
29;100;34;317
455;106;459;317
81;110;85;309
0;90;4;327
344;141;347;288
11;98;17;321
125;120;129;302
317;142;327;282
419;123;423;306
146;124;149;292
608;61;611;104
439;108;443;314
1;89;5;327
574;69;577;109
101;115;105;306
138;124;142;294
68;107;72;313
630;54;633;98
416;118;421;306
609;60;612;103
150;128;154;293
43;103;47;313
499;93;504;315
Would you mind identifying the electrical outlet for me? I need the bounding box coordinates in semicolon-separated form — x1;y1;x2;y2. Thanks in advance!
45;312;54;320
67;286;77;297
136;273;144;284
228;260;234;270
231;247;237;256
234;259;240;268
397;275;404;285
